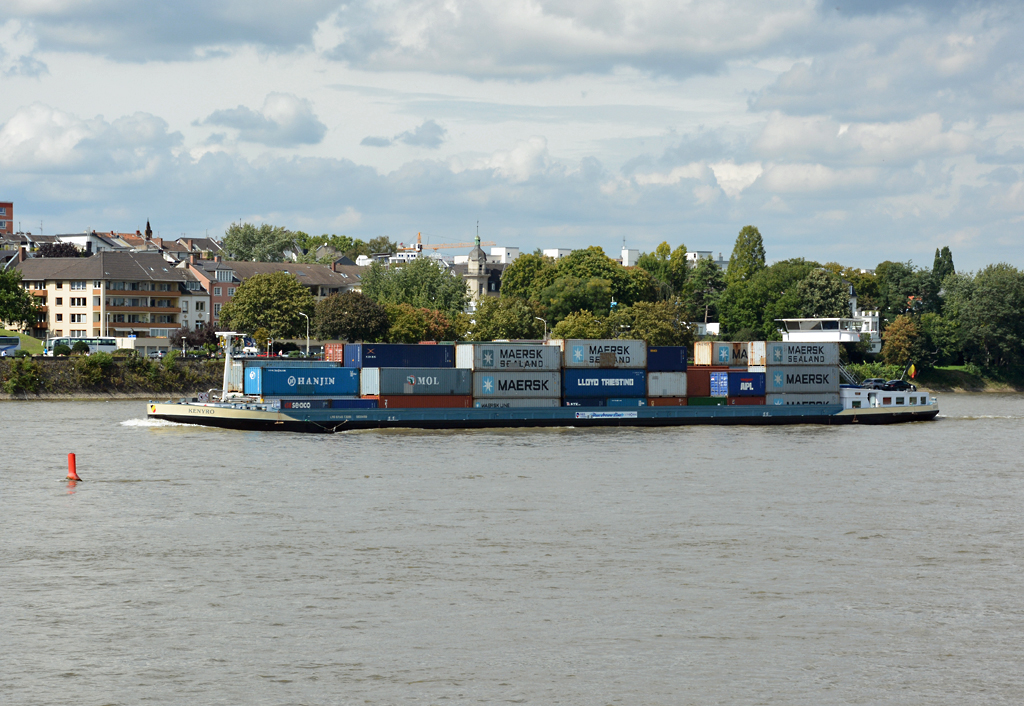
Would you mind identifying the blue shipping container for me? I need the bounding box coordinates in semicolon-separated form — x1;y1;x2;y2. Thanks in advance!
562;369;647;398
344;343;454;369
244;366;360;396
331;398;379;409
279;399;332;410
727;371;766;396
710;371;729;398
607;398;648;407
563;398;606;407
646;346;688;372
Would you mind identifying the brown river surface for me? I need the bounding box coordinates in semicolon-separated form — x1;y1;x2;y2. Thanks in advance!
3;393;1023;705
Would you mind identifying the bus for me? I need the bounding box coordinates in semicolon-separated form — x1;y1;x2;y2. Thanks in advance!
44;336;118;356
0;336;21;356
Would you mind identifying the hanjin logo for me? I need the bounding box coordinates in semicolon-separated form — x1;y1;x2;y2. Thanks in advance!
287;375;296;387
248;370;256;380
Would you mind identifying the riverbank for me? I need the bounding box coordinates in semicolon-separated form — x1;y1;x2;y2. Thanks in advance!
0;355;222;398
914;366;1024;393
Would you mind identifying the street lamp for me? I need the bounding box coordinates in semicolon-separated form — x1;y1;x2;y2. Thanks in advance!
534;317;548;341
299;312;310;357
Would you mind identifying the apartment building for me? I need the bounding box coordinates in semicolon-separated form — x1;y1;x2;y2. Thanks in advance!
16;251;208;340
0;202;11;236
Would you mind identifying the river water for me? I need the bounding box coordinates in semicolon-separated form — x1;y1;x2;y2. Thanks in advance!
3;393;1023;705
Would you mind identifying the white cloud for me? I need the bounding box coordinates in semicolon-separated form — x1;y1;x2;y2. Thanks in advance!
0;19;47;76
198;93;326;147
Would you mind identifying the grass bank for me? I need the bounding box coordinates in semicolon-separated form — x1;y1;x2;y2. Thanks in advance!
0;329;45;355
914;366;1024;393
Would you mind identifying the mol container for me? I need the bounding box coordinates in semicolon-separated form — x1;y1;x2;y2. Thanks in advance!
647;372;688;397
563;398;606;407
472;371;560;398
727;396;766;406
376;395;473;409
607;398;647;407
557;339;647;368
243;366;359;396
562;369;646;397
766;342;840;366
766;366;840;394
378;368;472;396
727;371;766;397
344;343;454;369
646;346;688;372
766;393;841;407
647;397;687;406
694;341;734;366
456;343;560;370
710;371;729;397
473;398;560;408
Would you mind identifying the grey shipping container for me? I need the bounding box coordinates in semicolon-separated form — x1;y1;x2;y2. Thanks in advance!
378;368;473;395
472;371;561;398
766;393;841;406
227;360;244;392
473;398;561;408
647;372;688;397
558;339;647;368
456;343;561;370
766;341;840;366
766;365;841;393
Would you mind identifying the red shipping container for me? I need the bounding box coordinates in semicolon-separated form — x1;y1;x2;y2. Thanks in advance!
687;369;710;397
379;395;473;409
647;397;688;406
727;396;766;405
324;343;345;362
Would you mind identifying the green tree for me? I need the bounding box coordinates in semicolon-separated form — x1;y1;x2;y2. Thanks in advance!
719;258;818;339
607;300;694;346
361;258;470;318
667;245;690;292
955;263;1024;370
71;340;90;355
932;246;955;282
385;303;463;343
881;314;922;366
499;253;552;300
222;222;297;262
683;257;727;325
313;291;390;342
0;269;40;330
797;269;850;318
38;242;81;258
219;272;315;338
918;312;959;367
726;225;766;285
470;297;544;341
551;310;610;339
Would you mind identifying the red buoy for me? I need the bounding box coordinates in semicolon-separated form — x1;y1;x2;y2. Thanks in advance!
67;453;81;481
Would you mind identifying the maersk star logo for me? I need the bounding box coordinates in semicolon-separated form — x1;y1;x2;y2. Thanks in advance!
773;348;783;363
773;398;784;405
773;372;784;387
572;345;584;363
287;375;296;387
482;349;494;367
482;376;495;394
718;347;729;362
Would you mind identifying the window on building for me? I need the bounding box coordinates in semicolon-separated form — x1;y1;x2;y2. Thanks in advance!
93;313;100;322
227;287;235;296
70;329;86;336
216;269;233;282
56;282;62;289
55;314;63;322
54;330;63;337
182;301;188;312
214;303;221;315
70;297;86;307
196;301;205;311
0;207;6;215
71;281;86;290
70;314;86;323
214;287;222;296
55;297;62;305
93;296;101;306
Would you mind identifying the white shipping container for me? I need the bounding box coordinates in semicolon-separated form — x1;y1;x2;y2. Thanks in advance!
694;341;732;366
647;372;688;397
766;365;841;393
473;398;561;408
360;367;380;396
472;371;561;398
556;339;647;368
766;342;840;366
766;393;841;406
748;341;767;367
456;343;561;370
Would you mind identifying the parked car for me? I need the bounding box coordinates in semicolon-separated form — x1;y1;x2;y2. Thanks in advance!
860;378;886;389
884;379;917;391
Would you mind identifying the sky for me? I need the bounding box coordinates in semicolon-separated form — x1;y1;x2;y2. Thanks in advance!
0;0;1022;271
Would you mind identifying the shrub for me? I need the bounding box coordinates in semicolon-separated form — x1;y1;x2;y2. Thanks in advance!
112;348;138;358
75;351;114;386
53;343;72;356
3;357;42;394
71;341;90;355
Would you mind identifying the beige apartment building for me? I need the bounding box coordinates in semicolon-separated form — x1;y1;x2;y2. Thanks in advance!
16;252;208;340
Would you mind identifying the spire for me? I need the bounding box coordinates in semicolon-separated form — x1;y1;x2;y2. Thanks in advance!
145;220;152;240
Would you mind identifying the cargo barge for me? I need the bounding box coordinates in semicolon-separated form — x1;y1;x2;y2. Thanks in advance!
145;336;938;433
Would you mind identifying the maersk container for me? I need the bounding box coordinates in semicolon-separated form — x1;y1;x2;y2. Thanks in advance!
709;371;729;397
688;396;727;406
766;393;841;406
344;343;455;369
646;346;688;372
727;371;766;396
647;372;688;397
456;343;561;370
472;371;561;398
563;398;606;407
562;369;647;397
766;342;840;366
558;339;647;369
766;365;841;393
377;395;473;409
730;342;751;367
473;398;560;408
607;398;647;407
647;397;687;406
727;396;766;406
243;366;360;396
378;368;472;395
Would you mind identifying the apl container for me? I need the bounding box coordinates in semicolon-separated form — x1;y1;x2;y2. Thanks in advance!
473;398;561;408
378;368;472;395
646;346;688;372
766;366;841;393
727;371;766;396
727;396;766;405
607;398;647;407
563;398;606;407
688;396;727;406
557;339;647;368
344;343;455;368
709;371;729;397
766;342;840;366
472;371;561;398
562;369;647;397
243;366;360;396
647;397;687;406
766;393;841;406
377;395;473;408
647;372;688;397
456;343;561;370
